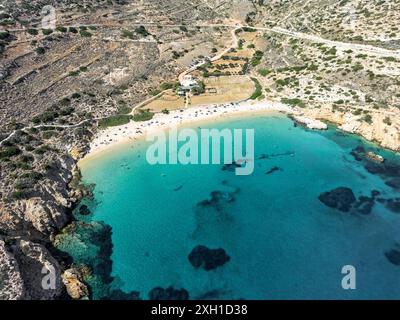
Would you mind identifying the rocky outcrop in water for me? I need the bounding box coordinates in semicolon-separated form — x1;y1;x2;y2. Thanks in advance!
302;105;400;153
62;267;89;300
0;150;94;299
188;245;230;271
149;286;189;300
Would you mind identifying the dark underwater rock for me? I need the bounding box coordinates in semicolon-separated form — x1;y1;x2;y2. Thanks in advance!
385;249;400;266
257;151;295;160
386;178;400;190
196;289;221;300
78;205;91;215
222;162;242;172
55;221;114;285
371;190;381;197
386;199;400;213
173;185;183;191
188;245;230;271
266;166;281;175
350;146;366;161
197;191;235;212
365;161;400;179
318;187;356;212
354;196;375;215
149;286;189;300
104;289;141;300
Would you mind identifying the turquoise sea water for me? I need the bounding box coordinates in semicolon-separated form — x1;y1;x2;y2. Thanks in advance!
62;114;400;300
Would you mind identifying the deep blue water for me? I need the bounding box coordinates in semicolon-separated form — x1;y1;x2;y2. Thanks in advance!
59;114;400;300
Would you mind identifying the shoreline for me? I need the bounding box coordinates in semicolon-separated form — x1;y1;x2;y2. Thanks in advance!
79;100;299;166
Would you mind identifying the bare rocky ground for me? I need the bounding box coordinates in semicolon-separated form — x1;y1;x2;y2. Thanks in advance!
0;0;399;299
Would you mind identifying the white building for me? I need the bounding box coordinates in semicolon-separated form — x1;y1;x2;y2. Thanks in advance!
180;75;198;90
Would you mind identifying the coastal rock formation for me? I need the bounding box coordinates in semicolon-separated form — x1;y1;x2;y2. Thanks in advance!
62;268;89;300
149;286;189;300
0;240;25;300
292;115;328;130
54;221;114;298
303;106;400;153
188;245;230;271
318;187;357;212
13;240;64;299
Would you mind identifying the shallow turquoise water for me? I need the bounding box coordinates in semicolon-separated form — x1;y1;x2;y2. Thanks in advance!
74;114;400;299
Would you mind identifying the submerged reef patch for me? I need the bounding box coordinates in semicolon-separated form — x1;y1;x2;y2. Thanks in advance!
188;245;230;271
385;248;400;266
148;286;189;300
318;187;357;212
318;187;378;215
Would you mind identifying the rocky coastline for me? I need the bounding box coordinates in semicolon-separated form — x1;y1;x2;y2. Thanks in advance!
1;100;399;300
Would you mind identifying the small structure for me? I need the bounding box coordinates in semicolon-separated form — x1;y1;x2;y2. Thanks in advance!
179;75;199;95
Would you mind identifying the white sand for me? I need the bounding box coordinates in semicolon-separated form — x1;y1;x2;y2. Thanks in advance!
81;100;298;162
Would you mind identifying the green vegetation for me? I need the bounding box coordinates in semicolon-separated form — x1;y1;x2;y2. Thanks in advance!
98;115;133;128
150;89;162;96
68;70;80;76
135;26;150;37
0;31;10;40
362;114;373;124
27;28;38;35
121;30;134;39
191;81;205;95
250;50;264;67
35;47;46;55
250;78;263;100
116;101;132;114
42;29;53;35
160;82;179;91
383;117;392;126
80;30;92;37
0;146;21;160
56;26;67;33
258;68;270;76
68;27;78;33
281;98;306;108
133;109;154;122
382;56;398;62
